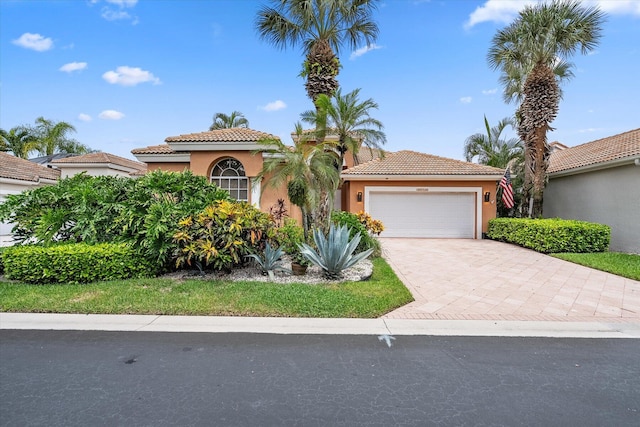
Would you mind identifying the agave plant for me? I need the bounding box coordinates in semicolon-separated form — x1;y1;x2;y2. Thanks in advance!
299;224;373;280
246;243;290;281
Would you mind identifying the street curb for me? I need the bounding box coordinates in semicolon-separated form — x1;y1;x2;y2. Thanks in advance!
2;313;640;338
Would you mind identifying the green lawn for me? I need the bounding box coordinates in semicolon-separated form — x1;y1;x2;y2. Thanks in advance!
551;252;640;281
0;258;413;318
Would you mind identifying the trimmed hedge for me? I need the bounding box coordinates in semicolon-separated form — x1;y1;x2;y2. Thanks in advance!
0;246;6;274
487;218;610;253
1;243;156;284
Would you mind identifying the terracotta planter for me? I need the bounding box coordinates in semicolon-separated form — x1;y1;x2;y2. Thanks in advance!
291;263;308;276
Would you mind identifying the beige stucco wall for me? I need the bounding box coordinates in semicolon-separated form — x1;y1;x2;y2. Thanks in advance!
545;164;640;253
342;179;498;234
145;163;190;173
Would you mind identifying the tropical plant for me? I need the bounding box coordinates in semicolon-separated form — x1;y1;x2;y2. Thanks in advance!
173;200;275;272
0;126;39;159
256;0;380;103
464;116;522;168
488;0;604;217
209;111;249;130
256;123;340;238
246;243;291;280
275;218;310;267
299;224;373;280
30;116;91;156
301;88;387;171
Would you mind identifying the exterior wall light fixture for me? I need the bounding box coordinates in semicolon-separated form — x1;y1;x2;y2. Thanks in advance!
484;192;491;202
357;192;363;202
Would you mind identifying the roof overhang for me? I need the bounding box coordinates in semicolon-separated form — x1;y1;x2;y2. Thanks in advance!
166;141;264;151
340;174;504;181
53;163;143;174
0;177;58;187
548;156;640;178
133;153;191;163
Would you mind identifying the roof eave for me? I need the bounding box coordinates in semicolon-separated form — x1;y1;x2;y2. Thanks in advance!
548;156;640;178
340;174;504;181
0;176;59;186
53;163;144;174
166;141;266;151
133;153;191;163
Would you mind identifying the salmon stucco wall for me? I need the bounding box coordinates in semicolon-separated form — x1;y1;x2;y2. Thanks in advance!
343;180;498;234
189;151;264;178
146;163;190;173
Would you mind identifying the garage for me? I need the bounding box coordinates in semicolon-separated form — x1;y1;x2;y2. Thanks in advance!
366;187;479;238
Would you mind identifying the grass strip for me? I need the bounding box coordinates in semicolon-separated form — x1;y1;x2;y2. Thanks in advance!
0;258;413;318
551;252;640;281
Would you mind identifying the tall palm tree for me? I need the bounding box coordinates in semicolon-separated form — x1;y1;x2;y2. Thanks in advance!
209;111;249;130
256;0;379;103
0;126;38;159
300;88;386;171
256;123;340;239
488;0;604;217
464;116;522;169
32;116;90;156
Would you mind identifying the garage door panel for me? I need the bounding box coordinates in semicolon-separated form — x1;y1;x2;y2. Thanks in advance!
369;192;475;238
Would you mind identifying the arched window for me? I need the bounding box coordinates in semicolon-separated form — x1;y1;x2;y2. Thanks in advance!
210;158;249;201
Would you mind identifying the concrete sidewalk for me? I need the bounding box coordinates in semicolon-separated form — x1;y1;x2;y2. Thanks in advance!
2;312;640;338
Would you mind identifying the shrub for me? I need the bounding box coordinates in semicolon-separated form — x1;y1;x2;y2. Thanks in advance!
331;211;381;256
300;224;373;280
0;246;6;274
487;218;610;253
173;200;276;271
2;243;155;285
274;218;309;266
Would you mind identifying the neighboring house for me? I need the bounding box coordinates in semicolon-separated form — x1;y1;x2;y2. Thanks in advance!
132;128;503;239
545;128;640;253
49;152;147;178
0;153;61;246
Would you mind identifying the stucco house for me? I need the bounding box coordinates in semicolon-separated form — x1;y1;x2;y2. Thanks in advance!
49;152;147;178
544;128;640;253
0;153;61;246
132;128;504;239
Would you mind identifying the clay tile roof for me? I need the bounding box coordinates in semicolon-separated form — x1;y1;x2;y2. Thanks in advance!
548;128;640;173
342;150;505;176
50;152;147;172
165;127;279;143
354;148;387;165
131;144;176;155
0;152;61;182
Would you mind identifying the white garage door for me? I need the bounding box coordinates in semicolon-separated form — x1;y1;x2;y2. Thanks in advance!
368;191;476;238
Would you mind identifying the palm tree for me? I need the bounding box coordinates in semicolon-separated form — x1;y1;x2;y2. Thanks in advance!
488;0;604;217
256;0;379;103
256;123;340;239
300;88;386;171
32;117;91;156
0;126;38;159
209;111;249;130
464;116;522;168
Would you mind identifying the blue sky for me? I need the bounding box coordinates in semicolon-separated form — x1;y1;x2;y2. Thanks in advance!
1;0;639;161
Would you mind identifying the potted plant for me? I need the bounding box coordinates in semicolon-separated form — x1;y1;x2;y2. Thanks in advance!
290;249;310;275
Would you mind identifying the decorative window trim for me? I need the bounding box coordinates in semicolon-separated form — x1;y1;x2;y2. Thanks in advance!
210;158;249;202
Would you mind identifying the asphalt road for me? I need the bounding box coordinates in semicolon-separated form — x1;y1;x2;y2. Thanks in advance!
1;330;639;426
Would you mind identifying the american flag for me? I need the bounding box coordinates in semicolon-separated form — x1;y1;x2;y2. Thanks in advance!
499;169;515;209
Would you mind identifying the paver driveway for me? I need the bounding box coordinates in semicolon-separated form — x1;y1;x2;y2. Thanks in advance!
381;238;640;322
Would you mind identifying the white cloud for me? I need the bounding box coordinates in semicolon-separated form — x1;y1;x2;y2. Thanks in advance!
482;88;497;95
464;0;535;29
78;113;92;122
460;96;472;104
350;44;383;60
588;0;640;16
578;127;603;133
102;66;161;86
59;62;88;73
106;0;138;6
102;8;131;21
259;100;287;112
12;33;54;51
99;110;125;120
465;1;640;30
